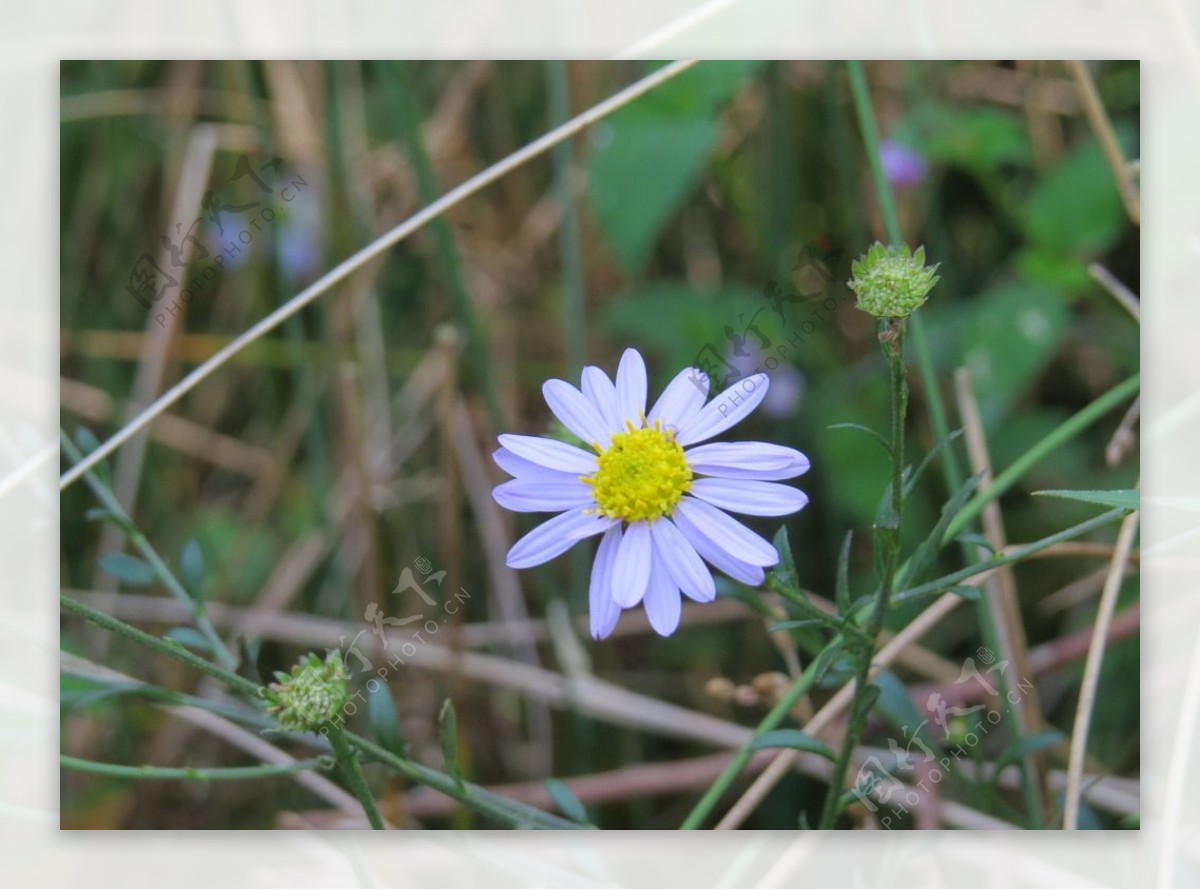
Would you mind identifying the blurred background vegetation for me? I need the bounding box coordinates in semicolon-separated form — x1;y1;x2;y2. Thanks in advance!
60;60;1139;829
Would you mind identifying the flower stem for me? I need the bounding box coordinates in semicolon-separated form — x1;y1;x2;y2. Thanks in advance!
818;319;908;829
60;754;328;781
328;725;385;830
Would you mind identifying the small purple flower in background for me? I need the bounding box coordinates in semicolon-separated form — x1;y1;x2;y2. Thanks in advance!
726;344;805;420
492;348;810;639
277;196;323;285
880;140;928;188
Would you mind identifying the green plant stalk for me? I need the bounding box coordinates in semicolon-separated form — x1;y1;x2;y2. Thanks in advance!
59;592;585;830
347;733;587;830
891;506;1127;607
846;59;1043;826
328;725;385;830
818;320;908;829
944;373;1141;542
60;430;237;670
61;594;258;695
680;653;827;829
60;754;327;781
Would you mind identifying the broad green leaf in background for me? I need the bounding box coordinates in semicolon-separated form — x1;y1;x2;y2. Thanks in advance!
603;280;772;376
960;282;1070;423
899;104;1032;175
1024;126;1135;254
588;61;764;272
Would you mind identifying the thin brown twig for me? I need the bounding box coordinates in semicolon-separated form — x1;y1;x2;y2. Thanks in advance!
1065;60;1140;225
955;368;1050;818
1063;495;1140;829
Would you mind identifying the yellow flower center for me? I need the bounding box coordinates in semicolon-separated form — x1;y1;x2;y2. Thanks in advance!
587;423;692;523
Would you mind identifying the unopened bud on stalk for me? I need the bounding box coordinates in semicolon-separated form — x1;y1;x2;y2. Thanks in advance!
847;242;939;319
263;651;347;731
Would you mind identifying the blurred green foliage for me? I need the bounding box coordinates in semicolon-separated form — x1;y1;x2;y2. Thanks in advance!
60;60;1139;829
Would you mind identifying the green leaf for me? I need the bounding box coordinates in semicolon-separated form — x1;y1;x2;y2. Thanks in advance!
902;428;963;501
1034;489;1139;512
439;698;463;788
835;530;853;617
771;527;798;591
97;552;156;587
180;539;205;599
996;728;1066;774
872;670;938;751
768;618;827;633
954;533;998;556
904;104;1032;174
828;422;890;456
748;729;837;762
164;626;214;654
948;584;981;601
74;426;111;487
812;639;848;685
543;778;589;824
856;683;882;720
367;682;408;758
587;62;763;271
1024;127;1134;254
960;283;1070;423
898;471;983;590
602;280;773;379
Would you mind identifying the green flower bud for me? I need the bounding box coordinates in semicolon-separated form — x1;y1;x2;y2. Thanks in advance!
264;650;348;732
847;242;940;319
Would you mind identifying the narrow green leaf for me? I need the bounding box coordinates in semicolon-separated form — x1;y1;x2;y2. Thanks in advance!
748;729;837;762
996;728;1066;774
180;539;205;598
872;671;938;751
902;428;964;500
74;426;111;486
1034;489;1139;512
812;639;847;685
768;618;826;633
543;778;589;823
164;626;214;654
856;683;882;719
771;526;798;591
828;422;891;455
948;584;981;601
835;530;853;616
897;471;984;590
367;682;408;758
954;533;998;556
98;552;157;587
439;698;463;788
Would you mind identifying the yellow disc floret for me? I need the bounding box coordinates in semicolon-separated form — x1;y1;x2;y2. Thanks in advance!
587;422;692;522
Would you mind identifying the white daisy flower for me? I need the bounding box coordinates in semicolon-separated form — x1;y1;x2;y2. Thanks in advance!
493;348;810;639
